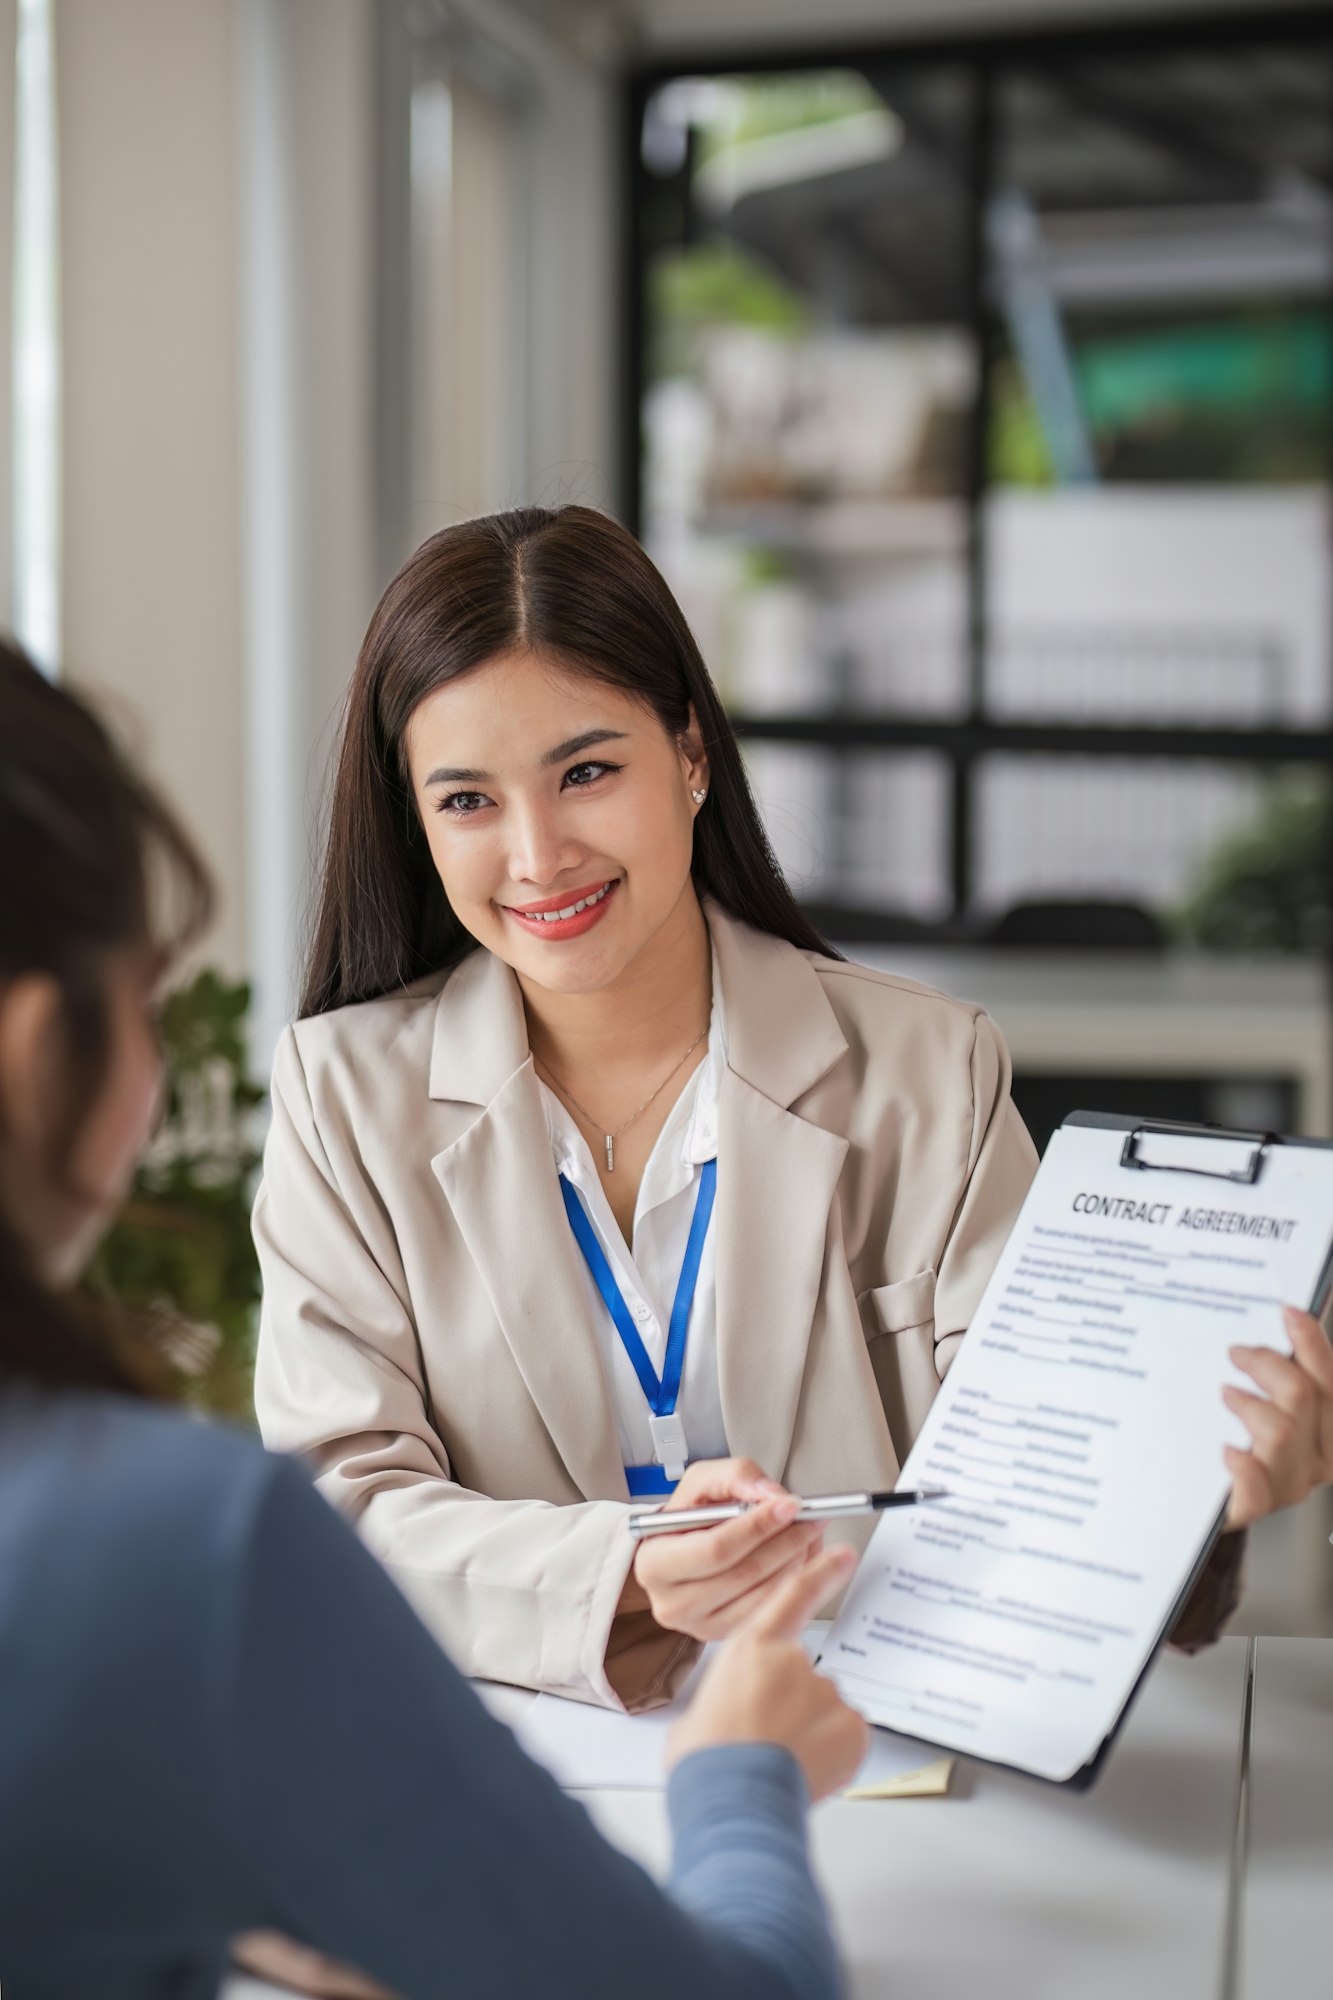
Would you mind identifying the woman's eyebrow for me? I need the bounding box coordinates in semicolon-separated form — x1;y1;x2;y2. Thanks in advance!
423;764;488;785
422;729;629;788
541;729;630;766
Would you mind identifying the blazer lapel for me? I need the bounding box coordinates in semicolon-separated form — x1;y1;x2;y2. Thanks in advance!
709;909;852;1479
426;914;857;1497
428;951;627;1502
714;1073;849;1478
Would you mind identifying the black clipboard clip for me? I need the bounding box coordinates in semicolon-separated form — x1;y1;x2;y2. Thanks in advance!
1119;1118;1279;1186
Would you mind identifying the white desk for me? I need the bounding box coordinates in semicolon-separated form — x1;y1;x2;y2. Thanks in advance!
568;1642;1249;2000
854;950;1332;1139
1240;1639;1333;1999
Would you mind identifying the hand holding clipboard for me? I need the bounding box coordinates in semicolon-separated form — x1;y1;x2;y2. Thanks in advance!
820;1114;1333;1787
1221;1301;1333;1525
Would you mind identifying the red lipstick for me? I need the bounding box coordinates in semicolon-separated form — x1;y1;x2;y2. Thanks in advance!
502;878;620;942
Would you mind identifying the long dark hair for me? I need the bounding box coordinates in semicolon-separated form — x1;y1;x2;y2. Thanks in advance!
301;505;838;1016
0;642;213;1394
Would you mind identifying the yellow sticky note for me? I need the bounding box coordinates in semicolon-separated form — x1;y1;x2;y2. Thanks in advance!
843;1757;954;1801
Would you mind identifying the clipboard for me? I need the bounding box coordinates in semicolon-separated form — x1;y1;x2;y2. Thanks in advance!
822;1110;1333;1792
1056;1113;1333;1792
1072;1110;1333;1332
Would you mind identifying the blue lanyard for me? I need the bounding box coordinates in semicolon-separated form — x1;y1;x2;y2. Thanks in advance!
559;1158;717;1422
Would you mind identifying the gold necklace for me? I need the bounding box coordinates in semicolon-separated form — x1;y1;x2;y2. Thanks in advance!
537;1028;709;1173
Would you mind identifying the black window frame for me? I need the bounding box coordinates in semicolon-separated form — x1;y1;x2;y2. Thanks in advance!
620;4;1333;946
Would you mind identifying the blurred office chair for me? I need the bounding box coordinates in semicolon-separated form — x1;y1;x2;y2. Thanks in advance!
986;899;1165;951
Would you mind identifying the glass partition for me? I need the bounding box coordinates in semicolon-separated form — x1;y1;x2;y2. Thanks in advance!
638;63;976;925
629;19;1333;950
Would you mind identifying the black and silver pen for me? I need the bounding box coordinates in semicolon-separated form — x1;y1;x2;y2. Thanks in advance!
626;1487;949;1540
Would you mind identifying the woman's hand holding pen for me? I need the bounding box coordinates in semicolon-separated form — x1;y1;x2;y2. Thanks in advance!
625;1457;832;1639
1223;1306;1333;1529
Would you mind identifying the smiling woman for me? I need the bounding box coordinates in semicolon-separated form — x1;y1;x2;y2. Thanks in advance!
254;504;1322;1716
405;651;702;989
300;505;830;1020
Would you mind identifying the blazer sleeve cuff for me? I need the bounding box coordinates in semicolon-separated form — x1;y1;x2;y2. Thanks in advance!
579;1513;702;1713
1167;1527;1247;1654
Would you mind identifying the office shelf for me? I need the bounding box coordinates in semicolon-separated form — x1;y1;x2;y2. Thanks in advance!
731;716;1333;762
627;10;1333;941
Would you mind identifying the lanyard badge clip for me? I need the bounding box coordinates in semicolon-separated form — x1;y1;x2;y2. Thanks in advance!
647;1412;688;1483
559;1160;716;1494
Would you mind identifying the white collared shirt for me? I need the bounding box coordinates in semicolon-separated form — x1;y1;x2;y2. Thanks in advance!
538;989;729;1478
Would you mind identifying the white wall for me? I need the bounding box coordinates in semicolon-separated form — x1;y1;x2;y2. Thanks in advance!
425;0;620;523
56;0;245;973
50;0;383;1039
514;19;619;518
238;0;621;1062
240;0;619;1060
239;0;379;1062
47;0;618;1060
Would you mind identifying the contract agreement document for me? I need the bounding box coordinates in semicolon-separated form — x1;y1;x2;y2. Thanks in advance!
822;1115;1333;1785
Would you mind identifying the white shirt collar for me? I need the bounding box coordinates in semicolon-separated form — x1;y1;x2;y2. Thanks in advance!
539;978;727;1195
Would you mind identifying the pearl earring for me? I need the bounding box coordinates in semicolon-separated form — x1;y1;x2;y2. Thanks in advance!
692;788;708;805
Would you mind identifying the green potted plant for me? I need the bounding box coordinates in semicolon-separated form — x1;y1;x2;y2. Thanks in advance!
85;969;266;1418
1178;776;1331;956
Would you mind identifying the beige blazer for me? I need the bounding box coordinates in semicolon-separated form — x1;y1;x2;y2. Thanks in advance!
253;905;1038;1707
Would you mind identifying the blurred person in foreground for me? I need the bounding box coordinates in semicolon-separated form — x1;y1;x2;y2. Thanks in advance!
0;640;867;2000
